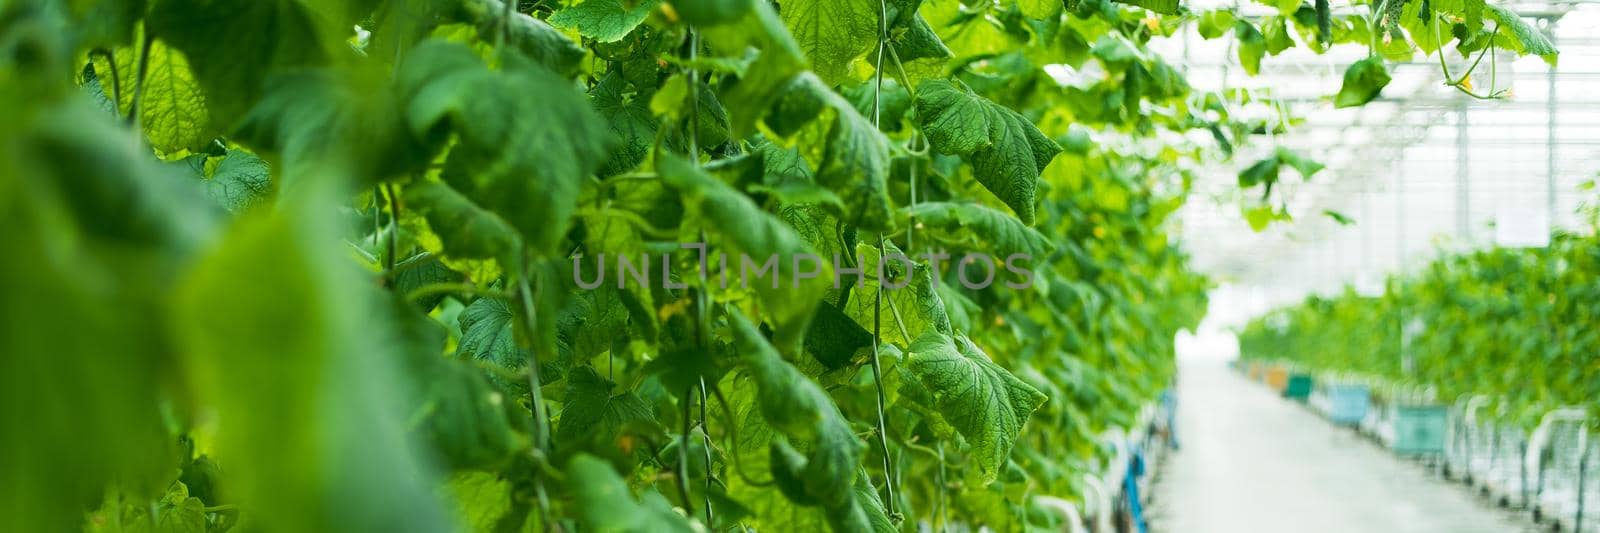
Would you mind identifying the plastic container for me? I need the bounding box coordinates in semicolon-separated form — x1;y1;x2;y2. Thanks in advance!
1282;373;1313;401
1326;384;1370;425
1265;366;1289;391
1391;404;1449;455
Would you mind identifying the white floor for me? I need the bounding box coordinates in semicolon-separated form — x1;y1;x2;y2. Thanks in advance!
1145;361;1536;533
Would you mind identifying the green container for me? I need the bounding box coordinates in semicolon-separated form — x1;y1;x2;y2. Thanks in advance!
1282;374;1313;401
1391;405;1448;455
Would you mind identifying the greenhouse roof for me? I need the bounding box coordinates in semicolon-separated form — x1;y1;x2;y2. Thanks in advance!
1168;0;1600;323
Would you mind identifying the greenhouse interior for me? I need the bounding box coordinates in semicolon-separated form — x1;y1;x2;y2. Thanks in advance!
3;0;1598;531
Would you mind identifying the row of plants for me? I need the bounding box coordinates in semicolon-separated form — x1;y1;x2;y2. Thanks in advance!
1240;223;1600;431
0;0;1558;531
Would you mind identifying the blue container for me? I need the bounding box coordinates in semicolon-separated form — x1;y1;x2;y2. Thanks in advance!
1327;384;1370;425
1392;404;1448;455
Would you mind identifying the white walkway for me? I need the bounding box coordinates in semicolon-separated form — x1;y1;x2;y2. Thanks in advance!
1145;361;1535;533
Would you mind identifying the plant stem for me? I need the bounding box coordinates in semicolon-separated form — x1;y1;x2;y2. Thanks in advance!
869;235;899;518
693;228;715;524
907;133;920;253
1367;0;1387;57
936;441;948;532
885;42;918;102
686;29;701;162
514;272;553;529
515;275;552;450
676;385;696;519
371;186;383;248
127;31;154;126
383;182;401;273
1432;20;1506;99
698;377;716;526
883;284;913;343
869;0;901;518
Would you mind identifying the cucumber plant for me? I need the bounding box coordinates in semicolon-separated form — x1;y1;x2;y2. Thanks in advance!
0;0;1557;531
1241;228;1600;432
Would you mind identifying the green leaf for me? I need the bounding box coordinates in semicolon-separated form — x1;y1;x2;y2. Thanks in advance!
405;180;522;263
146;0;364;129
233;70;425;189
1112;0;1179;15
458;296;526;370
1091;34;1145;66
590;72;658;177
658;155;829;353
887;0;952;80
441;472;513;533
1485;4;1557;65
566;286;634;362
705;2;807;137
455;0;587;73
1263;17;1295;55
1234;20;1267;75
841;471;897;533
1426;0;1483;28
1018;0;1060;19
1334;56;1391;108
843;242;954;348
1315;0;1332;45
173;189;452;532
1323;209;1355;225
842;77;912;132
100;38;215;153
914;80;1062;225
902;331;1046;484
803;301;873;369
205;148;271;212
70;0;149;48
550;0;662;43
390;297;525;471
566;454;697;532
781;0;880;85
391;254;465;311
1197;10;1236;39
1274;146;1324;178
907;201;1054;257
398;41;613;256
773;75;895;231
1241;204;1290;232
1266;0;1300;15
1237;157;1278;189
728;311;865;510
86;481;210;533
1237;147;1320;192
675;0;753;25
555;366;659;463
0;98;219;531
